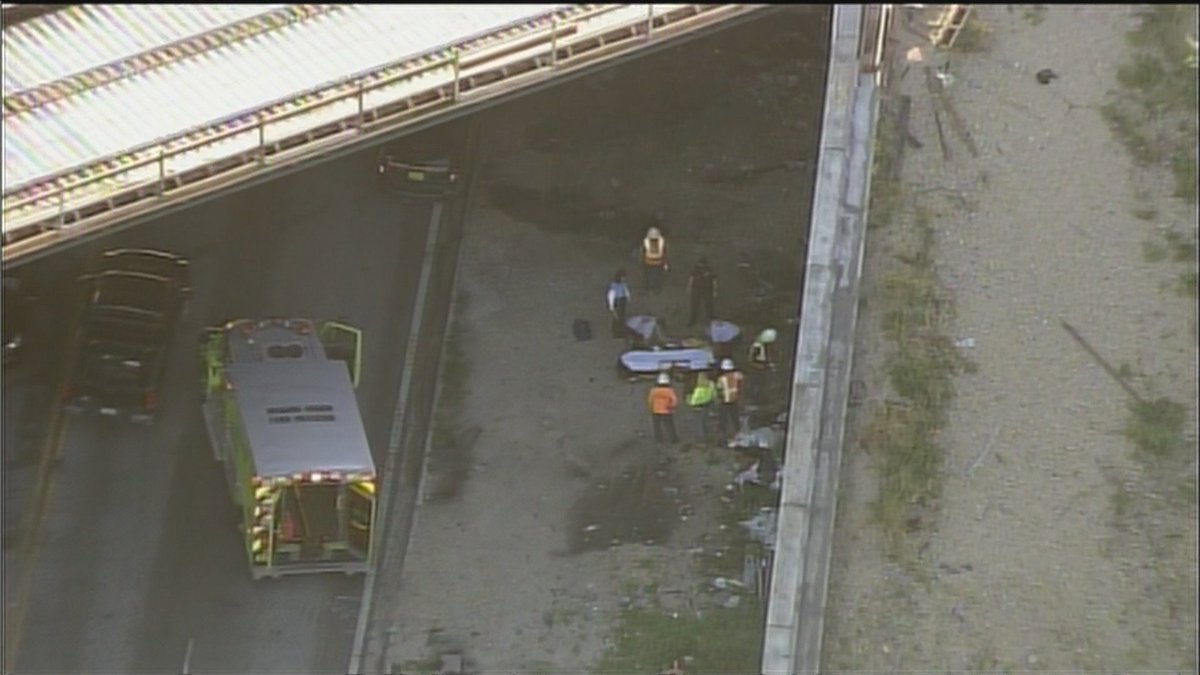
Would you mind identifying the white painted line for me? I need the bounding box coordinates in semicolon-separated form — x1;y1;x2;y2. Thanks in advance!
182;638;194;675
347;200;443;675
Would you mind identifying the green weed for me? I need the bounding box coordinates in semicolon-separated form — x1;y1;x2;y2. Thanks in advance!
594;601;766;674
1132;207;1159;221
1143;238;1170;263
1170;149;1198;203
1100;102;1162;165
1106;4;1199;199
1178;271;1198;298
1021;5;1047;26
1123;396;1187;458
866;201;967;560
1163;230;1196;262
1111;482;1134;518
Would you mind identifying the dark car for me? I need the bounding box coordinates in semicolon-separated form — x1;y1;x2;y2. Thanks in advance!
63;248;191;423
2;276;33;364
376;125;461;198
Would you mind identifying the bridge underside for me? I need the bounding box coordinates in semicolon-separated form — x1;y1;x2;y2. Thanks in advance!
2;4;784;267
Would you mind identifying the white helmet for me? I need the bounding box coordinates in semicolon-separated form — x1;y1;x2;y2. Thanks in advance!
657;372;671;385
721;358;734;371
646;227;661;239
759;328;778;344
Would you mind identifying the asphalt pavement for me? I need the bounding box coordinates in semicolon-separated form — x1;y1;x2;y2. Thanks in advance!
4;140;444;674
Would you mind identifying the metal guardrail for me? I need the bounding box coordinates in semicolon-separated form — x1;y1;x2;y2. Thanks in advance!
2;4;766;263
760;4;892;674
3;4;342;117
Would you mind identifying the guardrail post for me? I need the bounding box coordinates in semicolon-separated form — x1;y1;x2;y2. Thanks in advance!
257;112;266;165
158;147;166;196
452;49;461;101
56;190;65;229
357;78;365;132
550;16;559;68
646;4;654;39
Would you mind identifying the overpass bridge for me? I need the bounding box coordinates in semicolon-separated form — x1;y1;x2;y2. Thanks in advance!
1;3;775;266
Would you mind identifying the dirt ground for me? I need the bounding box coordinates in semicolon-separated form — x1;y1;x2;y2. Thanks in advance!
824;5;1198;673
382;8;830;673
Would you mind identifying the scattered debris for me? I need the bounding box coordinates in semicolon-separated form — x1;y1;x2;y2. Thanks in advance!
954;337;975;349
728;425;785;452
659;658;687;675
964;426;1000;477
1035;68;1058;84
739;509;778;550
1060;320;1145;403
711;576;746;591
733;460;781;490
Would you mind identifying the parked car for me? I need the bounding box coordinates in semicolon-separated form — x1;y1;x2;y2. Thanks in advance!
376;125;461;197
2;276;33;364
63;248;191;423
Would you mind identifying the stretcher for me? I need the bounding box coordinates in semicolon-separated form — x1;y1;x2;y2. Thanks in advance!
618;346;715;378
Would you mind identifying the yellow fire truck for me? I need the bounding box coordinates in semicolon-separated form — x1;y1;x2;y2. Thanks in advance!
200;317;375;579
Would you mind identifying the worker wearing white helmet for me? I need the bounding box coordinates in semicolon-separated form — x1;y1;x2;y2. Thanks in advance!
716;359;743;442
750;328;777;370
641;224;669;293
748;327;777;406
648;370;679;444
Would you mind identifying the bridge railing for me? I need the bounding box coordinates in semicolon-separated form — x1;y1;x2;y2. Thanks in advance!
2;4;765;261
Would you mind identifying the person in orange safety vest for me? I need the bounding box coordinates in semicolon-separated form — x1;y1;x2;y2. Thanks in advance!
641;226;669;294
715;358;744;441
648;371;679;444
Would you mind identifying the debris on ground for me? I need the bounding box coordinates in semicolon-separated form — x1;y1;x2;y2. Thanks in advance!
739;509;778;550
727;425;785;452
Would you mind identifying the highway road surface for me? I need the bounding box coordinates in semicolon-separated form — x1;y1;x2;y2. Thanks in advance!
3;122;470;674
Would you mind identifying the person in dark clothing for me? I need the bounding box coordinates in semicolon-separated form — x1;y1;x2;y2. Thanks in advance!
687;258;717;327
606;269;631;338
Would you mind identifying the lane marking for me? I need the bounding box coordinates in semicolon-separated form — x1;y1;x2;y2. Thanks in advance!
3;303;83;675
182;637;194;675
347;201;443;675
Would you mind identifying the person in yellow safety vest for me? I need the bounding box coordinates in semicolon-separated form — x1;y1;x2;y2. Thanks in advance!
715;358;744;442
641;226;669;294
687;371;716;445
648;371;680;444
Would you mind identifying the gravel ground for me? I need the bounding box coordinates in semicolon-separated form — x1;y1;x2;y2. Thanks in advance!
825;5;1198;673
379;10;830;673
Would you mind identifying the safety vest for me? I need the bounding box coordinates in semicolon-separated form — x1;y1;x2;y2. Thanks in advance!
688;380;715;407
649;386;677;414
750;341;769;366
717;371;742;403
642;236;666;266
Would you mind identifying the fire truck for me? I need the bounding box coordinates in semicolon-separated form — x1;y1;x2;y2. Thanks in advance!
200;317;375;579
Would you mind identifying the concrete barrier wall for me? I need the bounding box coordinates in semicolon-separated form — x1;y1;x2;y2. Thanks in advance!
761;4;884;673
